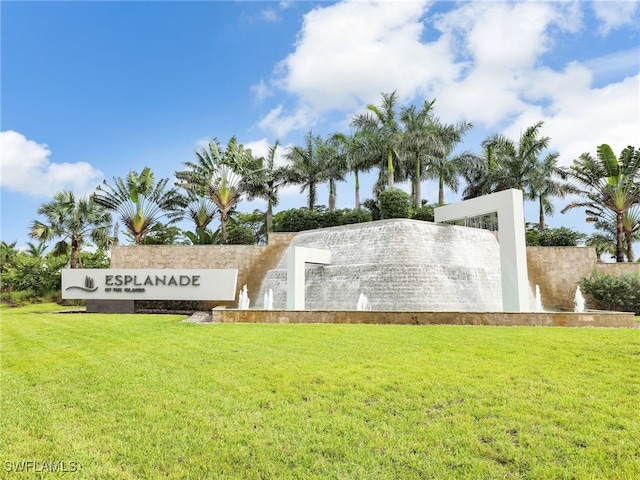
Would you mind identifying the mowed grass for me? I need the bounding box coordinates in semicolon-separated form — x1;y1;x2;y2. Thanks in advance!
1;305;639;479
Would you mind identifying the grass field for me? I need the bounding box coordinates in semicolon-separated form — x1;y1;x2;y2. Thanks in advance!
1;304;639;479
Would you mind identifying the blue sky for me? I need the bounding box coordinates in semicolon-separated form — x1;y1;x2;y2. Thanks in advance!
1;0;639;255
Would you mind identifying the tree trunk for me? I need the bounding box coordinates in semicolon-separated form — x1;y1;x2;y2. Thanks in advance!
413;154;421;209
616;211;625;262
538;198;545;230
70;237;80;268
625;230;634;262
387;150;394;188
354;171;361;210
438;175;445;206
220;211;228;244
266;200;273;235
329;180;336;212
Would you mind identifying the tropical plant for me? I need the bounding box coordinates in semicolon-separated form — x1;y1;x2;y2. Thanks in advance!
95;167;185;245
175;137;264;244
255;140;287;235
284;131;327;210
140;223;189;245
527;151;576;230
562;145;640;262
585;232;616;263
318;135;348;212
24;241;48;258
329;131;376;210
29;190;113;268
351;91;403;189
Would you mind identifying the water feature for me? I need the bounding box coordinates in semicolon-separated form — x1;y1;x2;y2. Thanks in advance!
574;286;586;313
257;219;503;311
238;284;250;310
534;284;544;312
356;293;370;311
263;289;274;310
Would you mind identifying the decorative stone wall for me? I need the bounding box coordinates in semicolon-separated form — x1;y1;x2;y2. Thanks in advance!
109;231;636;312
527;247;640;311
110;233;296;307
526;247;596;311
213;309;635;328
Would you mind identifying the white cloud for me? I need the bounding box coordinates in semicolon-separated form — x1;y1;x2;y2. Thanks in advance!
260;7;281;23
262;0;461;136
251;79;273;102
260;0;638;165
592;0;640;34
0;131;103;198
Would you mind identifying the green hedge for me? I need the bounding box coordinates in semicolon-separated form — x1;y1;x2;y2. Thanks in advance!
579;271;640;314
273;207;372;232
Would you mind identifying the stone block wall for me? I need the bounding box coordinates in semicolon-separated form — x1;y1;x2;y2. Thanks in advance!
109;233;636;312
110;232;296;307
526;247;596;311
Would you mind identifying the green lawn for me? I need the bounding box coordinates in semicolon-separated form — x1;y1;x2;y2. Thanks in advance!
1;304;639;479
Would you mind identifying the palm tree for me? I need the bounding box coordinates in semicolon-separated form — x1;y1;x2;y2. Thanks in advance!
527;152;576;230
176;137;264;244
25;241;48;258
95;167;186;245
252;140;288;235
318;134;348;212
329;131;375;210
459;140;503;199
351;91;403;189
0;241;19;273
585;232;616;262
284;131;326;209
29;190;113;268
562;144;640;262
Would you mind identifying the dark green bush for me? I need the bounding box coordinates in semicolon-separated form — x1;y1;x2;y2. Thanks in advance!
273;207;372;232
226;224;257;245
579;271;640;314
526;224;586;247
411;205;435;222
378;189;412;219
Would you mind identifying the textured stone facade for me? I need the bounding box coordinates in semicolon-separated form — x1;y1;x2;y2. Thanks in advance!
109;231;636;312
110;233;296;308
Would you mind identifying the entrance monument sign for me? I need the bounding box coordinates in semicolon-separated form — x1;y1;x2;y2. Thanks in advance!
62;269;238;301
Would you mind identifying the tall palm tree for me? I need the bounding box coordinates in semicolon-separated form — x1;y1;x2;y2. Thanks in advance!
459;140;503;199
562;144;640;262
318;134;348;212
95;167;186;245
399;100;438;208
329;131;375;210
252;140;287;235
527;152;576;230
176;137;264;244
30;190;113;268
284;131;326;209
351;91;403;189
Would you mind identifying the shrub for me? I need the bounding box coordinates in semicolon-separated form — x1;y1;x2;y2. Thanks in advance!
273;207;372;232
411;205;435;222
579;271;640;314
526;224;586;247
226;224;256;245
379;189;412;219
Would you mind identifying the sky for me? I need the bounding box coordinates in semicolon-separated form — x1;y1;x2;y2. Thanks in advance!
1;0;639;256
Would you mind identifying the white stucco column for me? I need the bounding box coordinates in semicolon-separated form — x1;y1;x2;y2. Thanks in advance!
434;189;530;312
287;246;332;310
